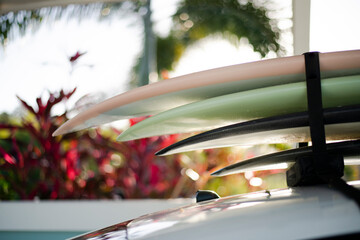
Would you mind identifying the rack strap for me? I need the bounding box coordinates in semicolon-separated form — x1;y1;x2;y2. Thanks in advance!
304;52;329;172
304;52;326;153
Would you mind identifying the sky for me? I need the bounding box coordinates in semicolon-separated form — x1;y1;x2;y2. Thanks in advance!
0;0;359;115
310;0;360;52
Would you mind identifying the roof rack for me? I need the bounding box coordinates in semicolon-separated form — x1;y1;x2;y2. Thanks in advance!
286;52;360;206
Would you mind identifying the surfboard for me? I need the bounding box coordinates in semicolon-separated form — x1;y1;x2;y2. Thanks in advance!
53;50;360;136
211;140;360;177
117;75;360;142
155;105;360;156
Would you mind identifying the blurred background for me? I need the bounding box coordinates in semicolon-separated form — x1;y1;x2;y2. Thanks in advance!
0;0;360;201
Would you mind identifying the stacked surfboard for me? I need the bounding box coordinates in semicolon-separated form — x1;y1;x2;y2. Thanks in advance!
54;49;360;176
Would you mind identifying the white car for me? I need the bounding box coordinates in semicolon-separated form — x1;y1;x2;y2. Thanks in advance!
71;181;360;240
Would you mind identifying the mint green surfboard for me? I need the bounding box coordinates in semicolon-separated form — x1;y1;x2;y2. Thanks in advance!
117;75;360;141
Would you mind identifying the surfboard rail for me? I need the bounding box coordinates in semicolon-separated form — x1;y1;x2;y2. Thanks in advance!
211;140;360;177
155;105;360;156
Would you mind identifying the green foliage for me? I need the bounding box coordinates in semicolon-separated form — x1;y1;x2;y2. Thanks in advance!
0;112;11;123
344;165;360;181
156;35;185;72
155;0;282;73
174;0;280;56
0;10;42;45
0;3;130;46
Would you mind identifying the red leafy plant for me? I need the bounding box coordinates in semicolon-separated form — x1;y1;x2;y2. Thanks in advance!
0;89;188;199
0;88;291;200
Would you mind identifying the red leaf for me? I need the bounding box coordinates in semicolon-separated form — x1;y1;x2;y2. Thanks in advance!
4;154;16;164
0;146;16;164
65;88;77;99
129;116;149;126
150;164;160;185
44;88;76;117
0;123;23;130
36;97;45;116
12;133;24;168
16;95;36;116
69;51;86;63
67;169;76;181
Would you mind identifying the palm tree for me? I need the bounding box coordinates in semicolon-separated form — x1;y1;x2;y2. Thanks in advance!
0;0;282;87
134;0;282;86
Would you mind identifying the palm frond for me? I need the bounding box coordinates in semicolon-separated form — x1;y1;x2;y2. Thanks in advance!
0;1;135;46
172;0;281;57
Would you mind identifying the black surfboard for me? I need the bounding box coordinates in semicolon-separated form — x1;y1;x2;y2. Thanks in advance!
211;140;360;176
156;105;360;156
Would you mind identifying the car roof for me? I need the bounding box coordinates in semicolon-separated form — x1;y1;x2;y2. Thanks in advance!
73;181;360;240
